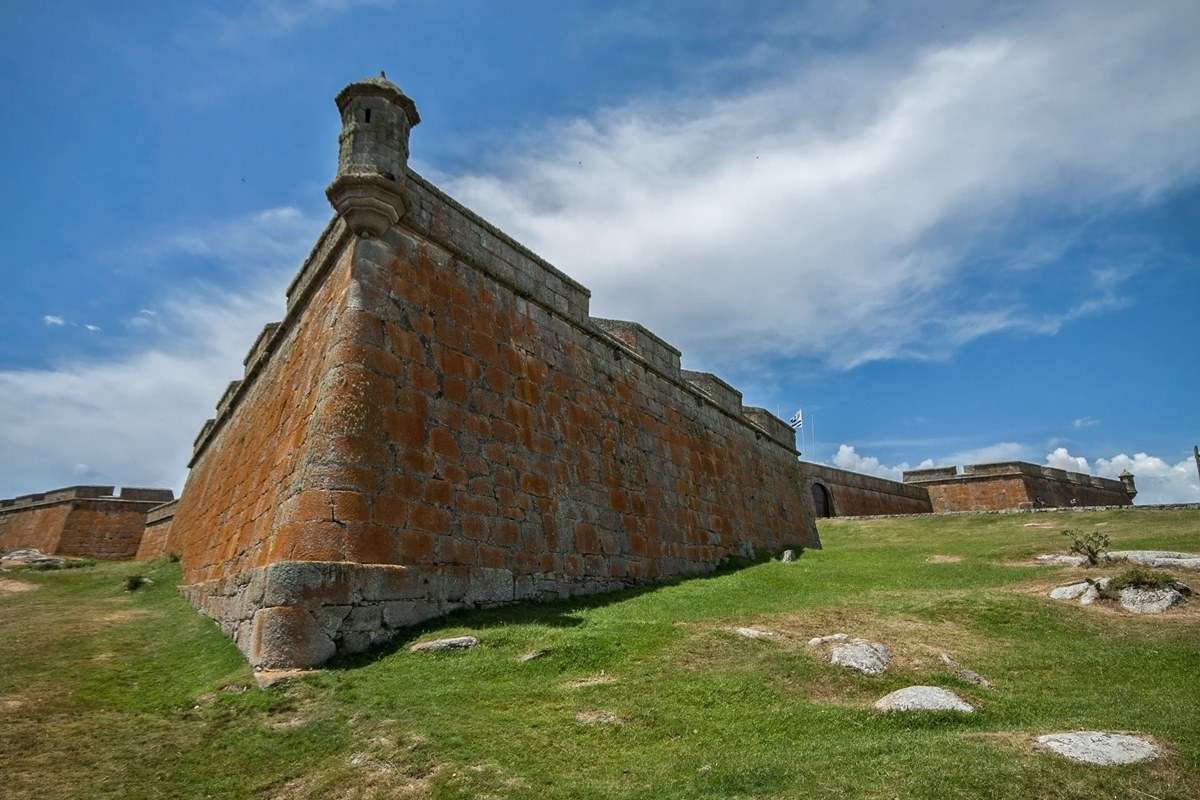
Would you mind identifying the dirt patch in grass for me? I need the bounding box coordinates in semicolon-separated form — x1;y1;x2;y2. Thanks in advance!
563;674;616;689
268;726;439;800
926;555;963;564
677;606;998;676
0;695;28;711
0;578;38;594
97;608;155;624
575;710;624;725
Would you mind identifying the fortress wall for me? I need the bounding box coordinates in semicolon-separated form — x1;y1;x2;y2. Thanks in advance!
0;486;174;558
907;462;1134;512
799;462;932;517
0;503;72;553
177;170;818;668
135;500;180;560
173;223;359;584
55;501;156;559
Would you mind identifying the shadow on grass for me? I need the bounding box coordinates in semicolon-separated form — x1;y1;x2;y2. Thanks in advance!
326;551;780;670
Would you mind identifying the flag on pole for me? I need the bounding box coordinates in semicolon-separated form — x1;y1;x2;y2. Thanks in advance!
788;409;803;430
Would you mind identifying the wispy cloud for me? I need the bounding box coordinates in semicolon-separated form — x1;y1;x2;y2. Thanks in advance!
1073;417;1101;429
0;207;325;497
200;0;391;46
42;315;65;326
449;1;1200;372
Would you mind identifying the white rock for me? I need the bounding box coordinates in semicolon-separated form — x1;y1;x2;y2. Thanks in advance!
1049;582;1090;601
781;549;797;563
829;640;892;675
733;627;775;640
874;686;974;713
1035;731;1161;765
1034;554;1087;566
1119;587;1185;614
806;633;849;647
409;635;478;653
1108;550;1200;571
1078;585;1101;606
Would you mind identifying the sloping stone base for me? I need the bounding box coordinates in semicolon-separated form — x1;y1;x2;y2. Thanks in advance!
182;560;635;668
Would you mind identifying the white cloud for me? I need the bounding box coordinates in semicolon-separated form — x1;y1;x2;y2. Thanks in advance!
42;315;65;326
447;0;1200;371
84;324;102;333
830;444;933;482
944;442;1032;466
1048;448;1200;505
1073;417;1100;429
0;207;325;497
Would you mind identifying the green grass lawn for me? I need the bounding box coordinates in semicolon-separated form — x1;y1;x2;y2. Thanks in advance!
2;508;1199;799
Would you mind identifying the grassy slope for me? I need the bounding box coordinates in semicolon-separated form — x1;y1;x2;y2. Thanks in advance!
2;508;1198;799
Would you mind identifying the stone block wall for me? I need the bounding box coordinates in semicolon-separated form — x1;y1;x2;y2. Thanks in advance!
904;462;1135;512
799;462;933;517
135;499;180;560
175;167;819;669
0;486;175;558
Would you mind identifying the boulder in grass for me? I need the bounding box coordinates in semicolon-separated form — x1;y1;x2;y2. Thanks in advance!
1035;731;1161;765
409;635;478;653
1049;582;1090;601
829;640;892;676
1119;587;1186;614
874;686;974;713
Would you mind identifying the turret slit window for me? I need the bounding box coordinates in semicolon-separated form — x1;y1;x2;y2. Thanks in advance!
364;108;372;123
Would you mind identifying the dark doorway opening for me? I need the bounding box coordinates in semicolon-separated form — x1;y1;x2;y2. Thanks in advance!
811;482;833;518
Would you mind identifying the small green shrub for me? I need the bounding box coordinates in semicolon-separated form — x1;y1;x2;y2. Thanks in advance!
167;553;180;563
1100;567;1178;599
124;575;149;592
1062;529;1110;566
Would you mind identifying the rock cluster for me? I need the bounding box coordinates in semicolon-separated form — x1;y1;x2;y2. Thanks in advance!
1049;576;1191;614
1048;578;1108;607
806;634;892;675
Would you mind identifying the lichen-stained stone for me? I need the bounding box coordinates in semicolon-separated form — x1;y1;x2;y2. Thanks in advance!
171;76;820;670
1049;582;1091;601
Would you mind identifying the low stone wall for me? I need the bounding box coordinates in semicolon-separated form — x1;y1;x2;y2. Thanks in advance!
800;462;932;517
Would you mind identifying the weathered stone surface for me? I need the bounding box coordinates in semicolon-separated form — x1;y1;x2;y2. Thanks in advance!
1035;554;1088;566
937;652;994;688
905;461;1136;512
249;606;336;669
169;76;820;672
1035;731;1161;765
781;549;798;563
807;633;849;647
829;640;892;675
873;686;974;713
0;548;66;568
409;635;478;653
1108;550;1200;571
733;626;776;640
1049;582;1091;601
1119;587;1186;614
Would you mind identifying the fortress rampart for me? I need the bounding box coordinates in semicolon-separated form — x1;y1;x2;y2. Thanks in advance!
904;462;1136;512
800;462;933;517
171;75;819;669
135;499;180;560
0;486;175;559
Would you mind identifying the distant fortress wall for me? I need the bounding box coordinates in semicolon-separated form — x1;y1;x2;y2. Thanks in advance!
904;462;1136;513
0;486;175;559
800;462;933;517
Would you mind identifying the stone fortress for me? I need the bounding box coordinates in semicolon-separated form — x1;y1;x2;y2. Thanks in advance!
0;75;1157;670
161;74;821;668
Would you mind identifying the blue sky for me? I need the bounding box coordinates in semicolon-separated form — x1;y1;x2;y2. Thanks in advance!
1;0;1197;503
